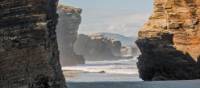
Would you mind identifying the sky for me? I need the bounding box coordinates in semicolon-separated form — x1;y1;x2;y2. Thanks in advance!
59;0;153;37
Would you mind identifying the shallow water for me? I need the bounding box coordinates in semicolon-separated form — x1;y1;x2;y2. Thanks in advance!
64;57;200;88
63;57;140;82
63;57;138;74
66;72;141;82
67;80;200;88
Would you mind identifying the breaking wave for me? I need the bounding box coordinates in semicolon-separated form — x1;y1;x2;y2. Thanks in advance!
62;57;138;75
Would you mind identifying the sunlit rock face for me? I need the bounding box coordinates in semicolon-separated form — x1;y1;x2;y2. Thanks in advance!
74;34;122;61
136;0;200;81
56;5;85;66
0;0;66;87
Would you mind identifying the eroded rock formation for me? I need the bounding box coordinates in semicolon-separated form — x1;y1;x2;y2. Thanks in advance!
56;5;84;66
0;0;66;87
74;34;122;61
136;0;200;81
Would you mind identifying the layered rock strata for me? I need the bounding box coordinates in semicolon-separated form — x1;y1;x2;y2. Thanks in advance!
56;5;84;66
74;34;122;61
136;0;200;81
0;0;66;87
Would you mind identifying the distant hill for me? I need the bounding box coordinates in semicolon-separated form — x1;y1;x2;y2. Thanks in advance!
89;32;137;46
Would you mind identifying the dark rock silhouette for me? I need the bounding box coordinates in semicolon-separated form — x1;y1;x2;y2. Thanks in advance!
74;34;122;61
136;34;200;81
0;0;66;87
56;5;85;66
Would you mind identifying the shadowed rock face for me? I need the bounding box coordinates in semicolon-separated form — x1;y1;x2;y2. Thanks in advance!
56;5;85;66
137;0;200;81
74;34;122;61
0;0;66;88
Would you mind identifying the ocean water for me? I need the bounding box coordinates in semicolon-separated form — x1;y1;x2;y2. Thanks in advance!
64;58;200;88
63;57;142;82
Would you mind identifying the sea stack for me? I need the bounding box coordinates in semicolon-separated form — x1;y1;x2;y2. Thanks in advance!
136;0;200;81
0;0;66;87
74;34;122;61
56;5;85;66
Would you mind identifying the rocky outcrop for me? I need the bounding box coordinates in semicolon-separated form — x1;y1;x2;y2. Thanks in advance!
95;32;139;58
136;0;200;81
56;5;84;66
74;34;122;61
0;0;66;87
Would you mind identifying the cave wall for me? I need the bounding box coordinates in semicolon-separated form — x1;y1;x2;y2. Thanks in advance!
137;0;200;81
0;0;66;87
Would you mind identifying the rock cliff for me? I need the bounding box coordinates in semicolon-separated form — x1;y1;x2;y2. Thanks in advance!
136;0;200;81
0;0;66;87
93;33;139;58
56;5;85;66
74;34;122;61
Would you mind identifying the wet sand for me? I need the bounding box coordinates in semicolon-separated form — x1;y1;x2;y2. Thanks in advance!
64;70;200;88
63;70;141;82
67;80;200;88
